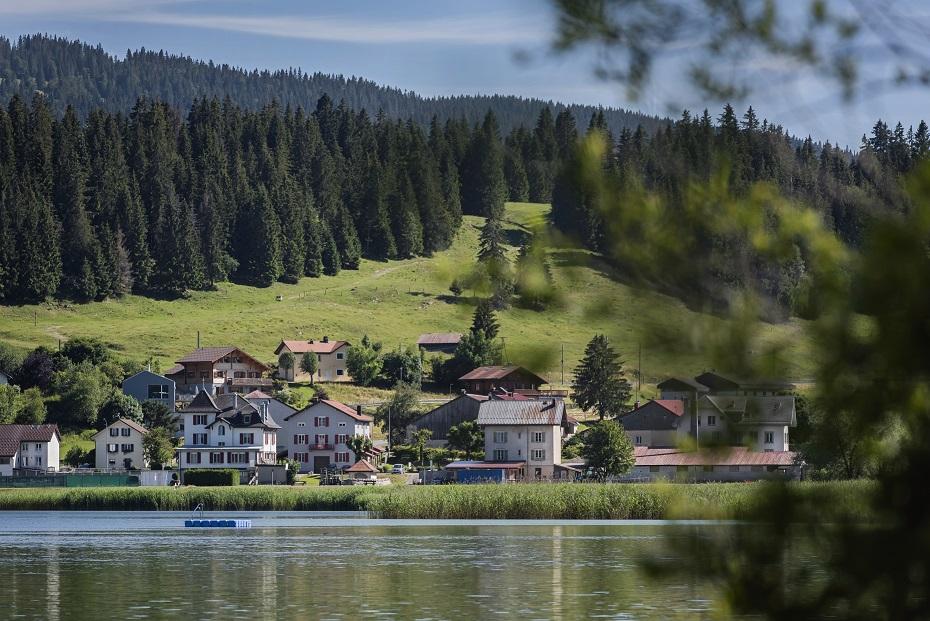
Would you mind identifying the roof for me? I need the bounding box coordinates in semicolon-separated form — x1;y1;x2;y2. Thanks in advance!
243;390;273;399
286;399;373;422
652;400;685;417
0;424;61;457
345;459;378;473
164;364;185;376
657;376;710;392
92;418;148;438
620;399;686;431
183;390;220;413
703;395;796;426
445;460;526;470
275;340;348;355
633;447;797;467
416;333;462;346
459;365;547;384
207;394;281;430
175;347;269;370
476;400;565;426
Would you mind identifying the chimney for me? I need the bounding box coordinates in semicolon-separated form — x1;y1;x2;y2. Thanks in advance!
356;405;362;416
634;400;640;409
308;339;315;344
323;336;329;343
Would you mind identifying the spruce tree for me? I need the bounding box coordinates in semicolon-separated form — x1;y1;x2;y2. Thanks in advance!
461;110;506;218
470;299;499;340
571;335;632;420
320;220;341;276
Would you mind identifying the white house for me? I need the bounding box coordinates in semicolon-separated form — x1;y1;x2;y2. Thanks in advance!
446;399;577;481
93;418;148;470
176;391;279;475
281;399;373;473
0;424;61;475
274;338;351;383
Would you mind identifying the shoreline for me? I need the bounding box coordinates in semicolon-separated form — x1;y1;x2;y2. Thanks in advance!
0;481;870;520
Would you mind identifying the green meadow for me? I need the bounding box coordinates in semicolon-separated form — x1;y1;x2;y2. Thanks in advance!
0;203;814;390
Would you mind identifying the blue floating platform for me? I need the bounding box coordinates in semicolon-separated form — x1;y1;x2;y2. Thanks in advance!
184;519;251;528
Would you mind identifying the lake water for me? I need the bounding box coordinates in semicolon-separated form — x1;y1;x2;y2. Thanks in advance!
0;511;726;620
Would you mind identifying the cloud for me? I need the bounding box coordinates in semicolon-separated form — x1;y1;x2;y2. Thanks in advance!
0;0;189;16
104;10;550;46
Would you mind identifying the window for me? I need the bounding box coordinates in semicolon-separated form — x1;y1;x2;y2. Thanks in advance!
227;452;248;464
335;452;350;463
37;457;42;466
335;434;348;444
294;434;308;445
121;428;131;437
293;452;309;463
239;433;255;445
492;431;508;444
297;422;305;428
234;371;245;379
315;434;329;446
35;443;42;451
186;452;202;464
192;415;208;426
121;444;134;453
649;465;660;473
764;431;774;444
338;422;346;427
147;383;169;399
314;416;330;427
634;435;643;445
707;415;716;427
336;352;344;360
209;452;225;464
243;414;251;424
218;426;225;436
192;433;208;445
531;431;545;443
109;428;119;437
531;449;546;461
214;371;224;379
107;443;118;453
492;449;508;461
729;465;740;472
336;369;345;376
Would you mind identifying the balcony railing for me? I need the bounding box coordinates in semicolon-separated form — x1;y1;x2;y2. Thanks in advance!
308;443;334;451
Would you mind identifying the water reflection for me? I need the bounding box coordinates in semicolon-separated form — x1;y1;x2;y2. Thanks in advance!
0;514;726;620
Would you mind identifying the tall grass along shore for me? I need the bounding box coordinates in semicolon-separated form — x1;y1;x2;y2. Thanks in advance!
0;481;871;520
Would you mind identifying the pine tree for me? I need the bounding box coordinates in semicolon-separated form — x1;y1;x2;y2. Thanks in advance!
571;335;632;420
503;149;529;202
470;299;499;340
303;206;324;277
478;215;507;263
154;189;206;296
390;172;423;258
461;110;506;218
320;220;341;276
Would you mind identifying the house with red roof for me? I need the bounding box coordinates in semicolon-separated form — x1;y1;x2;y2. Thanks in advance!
166;347;270;396
274;337;350;383
281;398;374;473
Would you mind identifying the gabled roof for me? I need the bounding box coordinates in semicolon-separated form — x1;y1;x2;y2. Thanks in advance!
416;332;462;346
275;340;348;355
286;399;373;422
175;347;269;370
620;399;686;431
657;377;710;392
92;418;148;439
0;424;61;457
210;393;281;429
345;459;378;473
694;372;741;392
476;400;565;426
183;390;220;413
164;364;185;376
244;390;273;400
633;446;797;467
652;400;685;417
122;369;172;385
459;365;547;384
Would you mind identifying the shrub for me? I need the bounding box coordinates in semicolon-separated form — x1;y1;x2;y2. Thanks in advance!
183;469;240;486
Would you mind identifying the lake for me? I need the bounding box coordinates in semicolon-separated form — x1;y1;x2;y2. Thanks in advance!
0;511;725;620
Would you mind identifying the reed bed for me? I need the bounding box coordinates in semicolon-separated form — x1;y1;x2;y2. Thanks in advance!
0;481;873;520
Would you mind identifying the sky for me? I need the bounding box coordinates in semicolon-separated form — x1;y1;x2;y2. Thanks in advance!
0;0;927;148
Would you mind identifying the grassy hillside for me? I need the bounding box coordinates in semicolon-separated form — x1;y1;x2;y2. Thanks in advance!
0;203;814;390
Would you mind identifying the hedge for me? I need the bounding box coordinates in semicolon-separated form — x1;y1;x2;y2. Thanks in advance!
183;469;240;486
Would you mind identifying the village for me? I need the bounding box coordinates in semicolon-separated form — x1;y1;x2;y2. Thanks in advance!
0;317;802;487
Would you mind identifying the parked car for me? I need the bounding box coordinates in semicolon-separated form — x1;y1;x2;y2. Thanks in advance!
391;464;406;474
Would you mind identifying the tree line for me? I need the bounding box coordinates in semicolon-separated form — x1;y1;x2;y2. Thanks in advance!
551;104;928;317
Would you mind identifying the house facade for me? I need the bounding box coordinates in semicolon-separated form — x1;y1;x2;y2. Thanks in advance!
0;424;61;475
166;347;271;396
446;399;576;481
458;366;548;395
405;392;488;447
93;418;148;470
281;399;373;473
275;338;350;383
122;370;176;411
416;333;461;355
176;391;279;475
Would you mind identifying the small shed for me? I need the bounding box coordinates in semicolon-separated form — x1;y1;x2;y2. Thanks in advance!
458;366;547;395
416;333;462;355
345;459;378;482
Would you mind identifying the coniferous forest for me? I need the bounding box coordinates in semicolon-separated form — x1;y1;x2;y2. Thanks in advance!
0;35;924;315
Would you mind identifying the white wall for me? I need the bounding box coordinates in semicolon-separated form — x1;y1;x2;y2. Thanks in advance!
95;422;144;470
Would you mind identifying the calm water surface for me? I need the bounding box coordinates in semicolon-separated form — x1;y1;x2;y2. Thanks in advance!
0;511;728;620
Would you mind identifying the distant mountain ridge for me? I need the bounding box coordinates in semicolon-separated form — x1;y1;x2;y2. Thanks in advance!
0;34;663;134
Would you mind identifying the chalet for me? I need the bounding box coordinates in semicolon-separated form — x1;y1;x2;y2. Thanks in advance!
122;369;176;410
416;333;462;355
0;424;61;475
458;366;548;395
405;393;488;446
166;347;271;396
445;399;577;482
175;391;279;477
93;418;148;470
282;399;374;473
274;337;350;382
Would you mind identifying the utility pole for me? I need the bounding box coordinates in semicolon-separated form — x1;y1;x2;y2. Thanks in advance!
500;337;507;363
637;342;642;401
560;343;564;386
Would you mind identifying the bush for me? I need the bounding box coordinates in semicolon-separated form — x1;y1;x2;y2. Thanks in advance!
183;469;240;486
